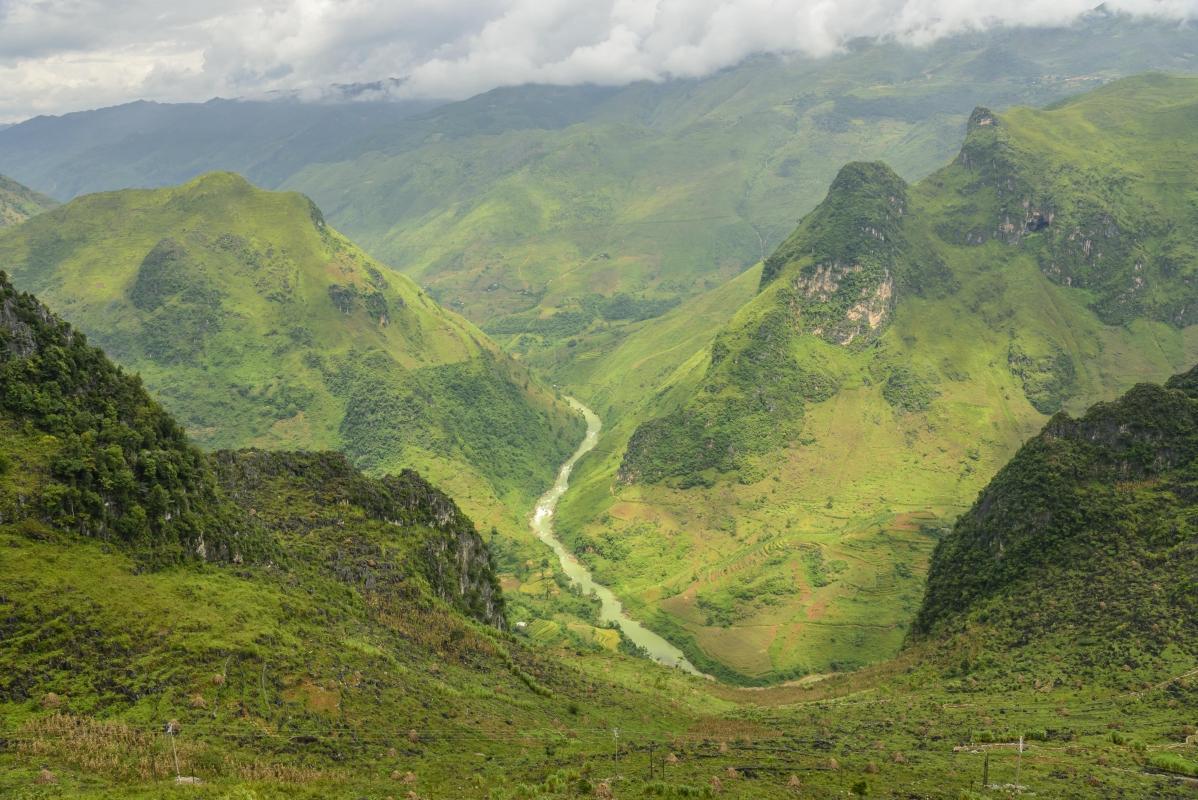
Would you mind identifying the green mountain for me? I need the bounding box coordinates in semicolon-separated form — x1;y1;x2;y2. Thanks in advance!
2;16;1196;376
0;272;702;797
0;173;582;538
0;175;56;227
555;74;1198;682
0;270;260;562
912;364;1198;677
2;246;1196;800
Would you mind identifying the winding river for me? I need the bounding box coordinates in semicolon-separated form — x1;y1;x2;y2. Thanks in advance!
531;398;700;675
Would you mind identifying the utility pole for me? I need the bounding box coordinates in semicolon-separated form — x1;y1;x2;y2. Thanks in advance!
165;720;181;779
982;751;989;788
1014;735;1024;788
612;728;620;763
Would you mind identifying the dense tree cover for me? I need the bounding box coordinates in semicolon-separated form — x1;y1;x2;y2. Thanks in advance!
913;364;1198;670
0;271;258;561
211;449;506;628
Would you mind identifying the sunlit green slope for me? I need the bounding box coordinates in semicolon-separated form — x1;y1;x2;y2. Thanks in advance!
556;74;1198;682
0;175;56;227
0;173;582;532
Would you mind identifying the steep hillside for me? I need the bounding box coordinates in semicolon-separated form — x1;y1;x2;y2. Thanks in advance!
0;270;259;563
0;274;716;798
0;269;505;615
2;277;1195;800
0;173;582;535
556;74;1198;682
2;15;1196;376
0;175;56;227
912;364;1198;676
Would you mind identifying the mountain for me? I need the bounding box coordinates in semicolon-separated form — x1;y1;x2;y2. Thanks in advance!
0;173;583;536
0;97;438;200
2;15;1196;376
0;267;505;614
1;272;1194;800
554;74;1198;683
0;174;57;227
911;364;1198;677
0;272;690;797
0;270;261;562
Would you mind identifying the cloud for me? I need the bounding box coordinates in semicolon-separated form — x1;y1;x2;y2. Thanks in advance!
0;0;1195;121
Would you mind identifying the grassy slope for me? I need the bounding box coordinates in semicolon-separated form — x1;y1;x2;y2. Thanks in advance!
10;478;1198;800
0;175;57;227
555;75;1198;682
0;172;582;547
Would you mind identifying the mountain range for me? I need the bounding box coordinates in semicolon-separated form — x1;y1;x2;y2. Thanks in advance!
2;14;1198;797
2;13;1197;378
555;73;1198;682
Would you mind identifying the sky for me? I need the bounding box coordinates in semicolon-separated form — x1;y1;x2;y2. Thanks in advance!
0;0;1196;122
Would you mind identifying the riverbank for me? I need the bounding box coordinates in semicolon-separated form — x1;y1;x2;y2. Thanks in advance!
530;398;700;675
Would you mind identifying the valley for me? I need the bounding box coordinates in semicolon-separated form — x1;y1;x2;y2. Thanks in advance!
530;399;698;675
1;9;1198;798
555;74;1198;682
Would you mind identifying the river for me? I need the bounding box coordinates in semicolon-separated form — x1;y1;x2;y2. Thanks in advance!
530;398;700;675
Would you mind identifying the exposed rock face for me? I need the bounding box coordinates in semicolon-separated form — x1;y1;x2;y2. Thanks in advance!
762;162;918;346
948;103;1196;327
795;264;894;345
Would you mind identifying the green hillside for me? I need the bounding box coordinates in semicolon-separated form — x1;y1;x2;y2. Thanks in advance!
0;175;56;227
912;363;1198;679
0;173;582;540
556;74;1198;682
0;272;712;797
4;271;1197;799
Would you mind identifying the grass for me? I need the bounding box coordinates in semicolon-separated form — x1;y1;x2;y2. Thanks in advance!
2;529;1196;800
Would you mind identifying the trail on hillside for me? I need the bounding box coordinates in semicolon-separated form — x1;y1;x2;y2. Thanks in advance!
531;398;700;675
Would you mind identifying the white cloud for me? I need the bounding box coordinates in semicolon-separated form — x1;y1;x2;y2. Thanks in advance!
0;0;1195;121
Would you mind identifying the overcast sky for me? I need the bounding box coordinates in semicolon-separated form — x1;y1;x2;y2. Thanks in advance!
1;0;1195;122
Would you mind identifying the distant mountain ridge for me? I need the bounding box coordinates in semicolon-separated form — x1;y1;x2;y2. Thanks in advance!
2;14;1196;377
